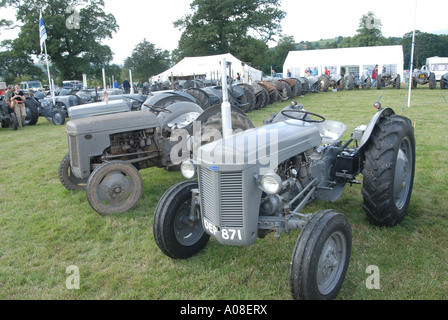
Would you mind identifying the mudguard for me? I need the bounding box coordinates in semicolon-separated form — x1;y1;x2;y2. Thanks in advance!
157;101;204;131
359;107;395;148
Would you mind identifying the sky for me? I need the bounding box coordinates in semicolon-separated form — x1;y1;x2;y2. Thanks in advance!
1;0;447;65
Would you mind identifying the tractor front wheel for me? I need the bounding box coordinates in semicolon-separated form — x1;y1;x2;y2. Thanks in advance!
86;161;143;215
153;181;210;259
290;210;352;300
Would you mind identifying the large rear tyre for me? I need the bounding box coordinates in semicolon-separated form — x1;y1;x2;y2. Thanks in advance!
58;153;87;191
11;113;18;130
153;181;210;259
362;115;415;227
429;73;436;90
25;97;39;126
345;75;355;90
290;210;352;300
201;111;254;144
319;75;330;92
86;161;143;215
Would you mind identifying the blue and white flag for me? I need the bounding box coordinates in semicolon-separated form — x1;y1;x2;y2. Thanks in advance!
39;11;47;53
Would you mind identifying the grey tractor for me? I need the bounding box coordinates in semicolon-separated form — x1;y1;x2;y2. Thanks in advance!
153;98;415;300
59;92;254;216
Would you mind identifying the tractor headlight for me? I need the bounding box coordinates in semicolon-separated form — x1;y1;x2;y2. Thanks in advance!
260;173;282;195
181;160;196;179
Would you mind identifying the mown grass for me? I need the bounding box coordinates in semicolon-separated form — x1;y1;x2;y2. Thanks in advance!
1;85;447;300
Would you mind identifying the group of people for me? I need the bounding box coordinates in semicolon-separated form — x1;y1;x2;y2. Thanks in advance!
304;67;320;77
2;85;27;128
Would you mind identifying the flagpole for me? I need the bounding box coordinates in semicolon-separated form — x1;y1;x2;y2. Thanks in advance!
407;0;418;108
43;40;55;105
40;10;55;105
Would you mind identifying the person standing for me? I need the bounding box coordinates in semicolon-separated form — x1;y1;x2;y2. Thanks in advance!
123;78;131;94
11;85;26;127
371;65;378;86
3;85;14;114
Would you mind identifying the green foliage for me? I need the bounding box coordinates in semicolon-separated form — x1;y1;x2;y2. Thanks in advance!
2;0;118;81
124;39;171;81
173;0;285;62
0;40;45;83
269;35;296;73
401;31;448;69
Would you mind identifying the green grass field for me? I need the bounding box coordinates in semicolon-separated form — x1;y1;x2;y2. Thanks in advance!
1;85;447;300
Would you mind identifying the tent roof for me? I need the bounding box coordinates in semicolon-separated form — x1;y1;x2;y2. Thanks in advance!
155;53;261;81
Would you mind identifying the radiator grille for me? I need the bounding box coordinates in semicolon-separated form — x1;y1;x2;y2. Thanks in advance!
199;167;244;229
220;172;243;228
69;135;79;168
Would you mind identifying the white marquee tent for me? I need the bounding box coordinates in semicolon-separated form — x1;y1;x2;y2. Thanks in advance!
283;45;404;80
154;53;263;83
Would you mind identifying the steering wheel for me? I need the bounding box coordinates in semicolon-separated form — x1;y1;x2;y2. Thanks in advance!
143;103;172;114
281;109;326;123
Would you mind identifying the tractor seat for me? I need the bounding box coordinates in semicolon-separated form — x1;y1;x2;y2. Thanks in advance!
316;120;347;145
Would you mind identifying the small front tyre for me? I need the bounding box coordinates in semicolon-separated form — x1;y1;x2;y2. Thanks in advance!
290;210;352;300
153;181;209;259
86;161;143;215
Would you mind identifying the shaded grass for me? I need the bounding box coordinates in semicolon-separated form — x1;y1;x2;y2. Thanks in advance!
0;86;447;300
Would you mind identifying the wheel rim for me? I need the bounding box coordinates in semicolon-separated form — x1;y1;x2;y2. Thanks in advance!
53;112;64;125
174;200;204;246
394;137;413;209
97;171;133;206
317;230;347;295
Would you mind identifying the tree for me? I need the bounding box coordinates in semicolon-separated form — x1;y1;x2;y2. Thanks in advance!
401;31;448;69
173;0;285;62
1;0;118;81
0;40;45;83
124;39;171;81
269;35;296;74
231;36;269;74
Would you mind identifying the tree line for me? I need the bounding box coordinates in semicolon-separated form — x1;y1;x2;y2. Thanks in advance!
1;1;447;86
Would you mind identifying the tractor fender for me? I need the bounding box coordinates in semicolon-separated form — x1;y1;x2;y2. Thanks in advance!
359;107;395;148
157;101;204;131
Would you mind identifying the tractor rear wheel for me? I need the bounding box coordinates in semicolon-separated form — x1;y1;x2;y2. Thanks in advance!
25;98;39;126
362;115;415;227
319;75;330;92
11;113;18;130
58;153;88;191
345;75;354;90
290;210;352;300
201;111;254;144
429;73;436;89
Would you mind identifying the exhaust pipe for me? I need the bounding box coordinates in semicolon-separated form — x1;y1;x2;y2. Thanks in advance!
221;57;233;139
